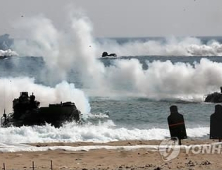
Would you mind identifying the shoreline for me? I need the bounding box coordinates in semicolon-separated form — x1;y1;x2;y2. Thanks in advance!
0;139;221;170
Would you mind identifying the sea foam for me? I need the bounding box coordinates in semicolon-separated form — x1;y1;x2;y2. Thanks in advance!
0;121;209;144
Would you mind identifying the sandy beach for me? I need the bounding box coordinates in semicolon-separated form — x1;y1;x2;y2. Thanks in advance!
0;139;222;170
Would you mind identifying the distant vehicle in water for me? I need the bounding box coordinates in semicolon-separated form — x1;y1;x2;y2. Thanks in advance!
0;49;18;59
210;104;222;141
0;56;9;59
0;92;81;128
204;87;222;103
167;105;187;145
102;51;117;58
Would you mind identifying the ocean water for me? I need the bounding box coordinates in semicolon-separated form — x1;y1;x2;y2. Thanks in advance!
0;36;222;144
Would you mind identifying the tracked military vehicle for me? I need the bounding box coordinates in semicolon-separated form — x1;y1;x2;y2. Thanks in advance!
205;87;222;103
1;92;80;127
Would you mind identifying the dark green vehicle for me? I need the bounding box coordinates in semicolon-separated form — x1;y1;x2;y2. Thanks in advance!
1;92;80;128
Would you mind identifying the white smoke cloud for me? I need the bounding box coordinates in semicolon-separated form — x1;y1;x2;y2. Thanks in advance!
68;12;106;87
101;58;222;101
9;7;222;102
12;13;105;87
97;36;222;57
12;15;65;79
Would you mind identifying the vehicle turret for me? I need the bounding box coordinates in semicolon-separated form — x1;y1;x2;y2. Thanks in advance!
1;92;80;127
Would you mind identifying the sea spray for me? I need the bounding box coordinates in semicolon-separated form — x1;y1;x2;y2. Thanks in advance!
98;58;222;100
0;6;217;147
10;11;222;100
12;13;105;88
0;122;209;143
97;36;222;56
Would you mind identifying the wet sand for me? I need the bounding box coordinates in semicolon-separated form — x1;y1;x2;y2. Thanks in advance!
0;140;221;170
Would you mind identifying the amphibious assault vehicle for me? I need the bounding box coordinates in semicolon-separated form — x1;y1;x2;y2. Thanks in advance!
0;92;80;127
204;87;222;103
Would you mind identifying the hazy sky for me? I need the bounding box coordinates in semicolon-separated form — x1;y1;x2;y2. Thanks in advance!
0;0;222;37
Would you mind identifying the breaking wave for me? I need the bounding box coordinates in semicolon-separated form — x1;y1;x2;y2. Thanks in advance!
0;121;209;143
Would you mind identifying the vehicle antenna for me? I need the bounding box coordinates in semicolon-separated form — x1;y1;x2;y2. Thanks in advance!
3;77;6;114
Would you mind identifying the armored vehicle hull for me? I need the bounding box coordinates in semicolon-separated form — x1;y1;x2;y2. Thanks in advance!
1;92;80;128
204;87;222;103
204;92;222;103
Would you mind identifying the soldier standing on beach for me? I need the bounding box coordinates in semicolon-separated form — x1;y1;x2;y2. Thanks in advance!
210;104;222;141
168;105;187;145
